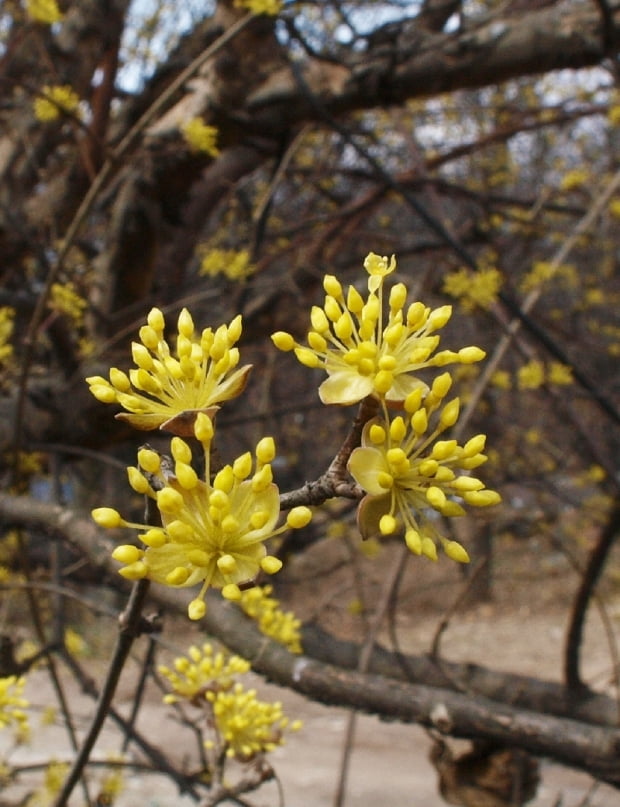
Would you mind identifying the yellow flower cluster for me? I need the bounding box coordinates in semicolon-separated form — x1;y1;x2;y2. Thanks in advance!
159;643;250;703
0;676;29;734
49;282;87;326
25;0;63;24
234;0;283;14
181;118;220;157
28;761;69;806
93;414;312;619
517;360;573;390
274;251;499;562
239;585;303;653
560;169;589;192
161;642;300;761
348;374;500;560
33;85;80;122
442;267;502;311
199;248;255;281
272;253;485;406
208;683;299;760
87;307;251;433
0;307;15;365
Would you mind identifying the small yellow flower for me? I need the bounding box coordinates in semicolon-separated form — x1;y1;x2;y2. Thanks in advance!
238;585;302;653
0;307;15;365
49;282;87;326
517;360;545;390
0;676;29;733
25;0;63;24
347;378;500;560
443;267;502;311
208;682;298;760
181;118;220;157
159;642;250;703
559;168;589;192
95;413;312;619
199;248;255;281
547;362;573;386
86;307;252;434
234;0;283;14
272;252;485;406
34;85;80;122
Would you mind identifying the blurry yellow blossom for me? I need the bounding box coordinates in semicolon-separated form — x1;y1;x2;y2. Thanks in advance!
33;85;79;122
0;676;29;733
64;628;88;658
235;0;282;14
238;585;302;653
207;682;300;760
97;760;125;803
272;252;485;406
40;705;57;726
560;169;589;192
199;248;255;281
547;362;573;385
49;282;87;326
608;104;620;126
520;261;576;293
94;413;312;619
28;761;69;806
25;0;63;24
490;370;511;390
86;307;252;434
0;307;15;364
609;199;620;219
443;267;502;311
348;375;500;561
159;642;250;703
181;118;220;157
517;360;545;390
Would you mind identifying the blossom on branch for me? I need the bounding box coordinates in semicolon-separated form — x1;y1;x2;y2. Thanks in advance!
272;252;485;406
33;86;80;122
92;413;312;620
86;308;252;434
25;0;63;24
347;374;500;561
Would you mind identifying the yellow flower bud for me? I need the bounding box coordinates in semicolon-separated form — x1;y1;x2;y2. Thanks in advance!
138;448;161;473
92;507;123;528
286;506;312;528
347;285;364;313
214;465;235;493
310;306;330;333
439;398;460;429
458;346;486;363
444;541;470;563
261;556;283;574
112;544;143;564
463;434;486;457
464;490;501;507
427;305;452;331
166;567;190;585
89;384;117;403
131;342;154;370
389;417;407;442
109;368;131;392
389;283;407;312
271;331;295;351
188;599;206;620
250;510;270;529
256;436;276;464
324;296;341;322
431;440;457;460
251;464;272;492
369;423;386;444
233;452;253;480
139;325;159;350
227;314;243;345
294;347;321;368
431;372;453;399
157;487;184;513
194;412;214;442
217;554;238;574
119;561;148;580
127;466;150;494
178;308;194;338
323;274;343;299
166;520;194;541
175;462;198;489
187;549;210;566
426;486;447;509
452;476;484;492
379;514;397;535
421;537;438;561
222;583;242;600
405;529;422;554
140;528;167;547
147;308;165;332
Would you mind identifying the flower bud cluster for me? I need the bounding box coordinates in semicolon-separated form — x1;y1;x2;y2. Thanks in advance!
87;307;251;434
160;641;301;762
238;585;303;654
93;413;312;619
272;253;484;406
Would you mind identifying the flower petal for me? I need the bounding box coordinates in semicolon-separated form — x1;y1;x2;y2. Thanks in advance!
348;447;390;496
319;372;373;405
356;493;392;540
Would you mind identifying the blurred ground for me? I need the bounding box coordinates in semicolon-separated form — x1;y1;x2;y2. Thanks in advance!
2;532;620;807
